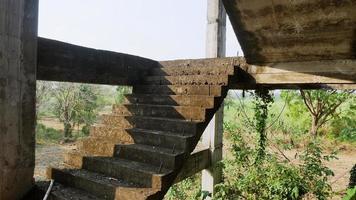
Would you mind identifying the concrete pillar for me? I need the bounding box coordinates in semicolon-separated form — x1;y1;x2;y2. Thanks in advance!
202;0;226;199
0;0;38;199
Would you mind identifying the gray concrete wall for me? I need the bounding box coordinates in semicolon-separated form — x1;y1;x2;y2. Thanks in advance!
0;0;38;199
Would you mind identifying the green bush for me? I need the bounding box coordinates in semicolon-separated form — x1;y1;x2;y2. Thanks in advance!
350;164;356;189
215;131;336;200
343;187;356;200
36;123;62;144
165;174;201;200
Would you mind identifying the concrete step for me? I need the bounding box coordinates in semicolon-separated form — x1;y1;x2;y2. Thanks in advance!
112;104;206;121
128;128;192;151
133;85;223;96
101;115;198;134
49;168;159;200
90;125;133;140
77;137;132;157
89;124;192;150
64;151;87;168
124;94;215;108
149;65;235;76
114;144;185;170
34;181;100;200
82;157;173;189
143;75;230;85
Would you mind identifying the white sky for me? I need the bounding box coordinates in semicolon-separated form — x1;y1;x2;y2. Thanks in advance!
39;0;242;61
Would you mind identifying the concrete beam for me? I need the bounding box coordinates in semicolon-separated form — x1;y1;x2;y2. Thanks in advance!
223;0;356;64
0;0;38;199
174;147;211;183
159;57;356;90
37;37;159;85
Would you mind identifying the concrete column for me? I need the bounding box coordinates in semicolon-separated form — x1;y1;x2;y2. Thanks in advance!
0;0;38;199
202;0;226;199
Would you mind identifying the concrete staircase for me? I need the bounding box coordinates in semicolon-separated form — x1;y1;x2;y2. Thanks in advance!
43;62;237;200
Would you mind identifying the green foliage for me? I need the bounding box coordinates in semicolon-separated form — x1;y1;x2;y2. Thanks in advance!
252;89;274;163
215;90;336;200
330;102;356;142
343;187;356;200
280;91;310;135
115;86;132;104
165;174;201;200
299;141;336;200
215;130;336;199
350;164;356;188
52;83;100;138
36;123;62;144
76;85;99;132
281;90;354;137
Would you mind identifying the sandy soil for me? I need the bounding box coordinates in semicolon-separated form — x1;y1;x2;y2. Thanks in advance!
34;143;76;181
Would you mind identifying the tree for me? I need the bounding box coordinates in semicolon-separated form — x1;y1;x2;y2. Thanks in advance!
52;83;80;138
52;83;99;138
283;90;353;137
36;81;52;120
76;84;99;135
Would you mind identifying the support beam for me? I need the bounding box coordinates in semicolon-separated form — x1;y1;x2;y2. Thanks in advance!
159;57;356;90
37;37;159;85
202;0;226;199
0;1;38;199
174;148;211;183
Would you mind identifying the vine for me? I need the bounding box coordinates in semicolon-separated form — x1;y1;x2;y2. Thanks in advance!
252;88;274;164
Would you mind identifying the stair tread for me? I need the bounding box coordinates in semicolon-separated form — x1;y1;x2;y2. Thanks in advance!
117;144;183;156
88;157;172;175
54;168;144;188
101;114;202;123
144;74;229;79
131;128;194;138
133;85;223;96
120;103;205;109
36;181;100;200
124;94;215;108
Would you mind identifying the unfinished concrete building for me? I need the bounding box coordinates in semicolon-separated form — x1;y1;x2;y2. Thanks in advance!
1;0;355;199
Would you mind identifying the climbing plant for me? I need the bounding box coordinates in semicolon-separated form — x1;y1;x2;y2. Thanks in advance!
251;89;274;164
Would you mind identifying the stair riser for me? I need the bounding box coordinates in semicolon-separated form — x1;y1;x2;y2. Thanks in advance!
102;115;197;134
49;169;116;200
78;138;122;156
114;146;180;170
112;105;206;121
82;158;153;188
124;95;215;108
100;116;134;129
129;130;190;151
90;126;134;141
133;85;222;96
64;153;84;168
150;66;235;76
143;75;229;86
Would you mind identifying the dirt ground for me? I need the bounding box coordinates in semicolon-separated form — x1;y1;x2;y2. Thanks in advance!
34;143;76;181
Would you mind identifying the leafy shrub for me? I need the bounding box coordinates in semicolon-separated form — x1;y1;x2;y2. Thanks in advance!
350;164;356;188
215;131;336;200
330;103;356;142
165;174;201;200
343;187;356;200
215;90;335;200
81;124;91;136
36;123;62;144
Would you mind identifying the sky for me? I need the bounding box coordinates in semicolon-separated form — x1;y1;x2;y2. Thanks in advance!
38;0;242;61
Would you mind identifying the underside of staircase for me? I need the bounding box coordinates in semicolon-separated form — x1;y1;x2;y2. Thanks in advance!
37;61;238;200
